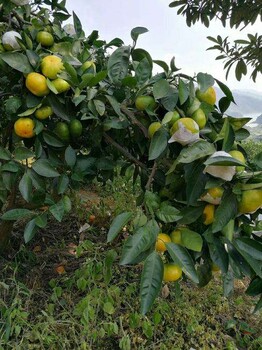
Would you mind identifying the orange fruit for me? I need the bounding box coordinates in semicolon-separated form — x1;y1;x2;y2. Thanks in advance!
135;96;156;111
54;122;70;142
170;229;182;245
52;78;70;93
203;204;215;225
35;106;53;120
196;86;216;105
41;55;64;80
163;263;182;282
69;119;83;138
229;150;246;172
238;189;262;214
191;108;207;129
36;31;54;47
25;72;50;96
14;118;35;138
155;233;171;252
148;122;161;138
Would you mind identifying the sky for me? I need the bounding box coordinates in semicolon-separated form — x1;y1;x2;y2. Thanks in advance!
65;0;262;94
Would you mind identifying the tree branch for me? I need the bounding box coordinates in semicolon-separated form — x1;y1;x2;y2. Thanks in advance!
121;105;148;138
103;132;147;170
145;161;158;191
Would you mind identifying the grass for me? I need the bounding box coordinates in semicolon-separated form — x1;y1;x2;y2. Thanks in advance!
0;167;262;350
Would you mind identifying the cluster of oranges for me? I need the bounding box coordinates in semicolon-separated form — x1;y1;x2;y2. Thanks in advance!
5;29;84;142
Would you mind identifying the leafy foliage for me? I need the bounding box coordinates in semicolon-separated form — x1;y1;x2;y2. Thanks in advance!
169;0;262;81
0;0;261;314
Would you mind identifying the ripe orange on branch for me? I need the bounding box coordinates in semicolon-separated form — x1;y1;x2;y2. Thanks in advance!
14;118;35;138
155;233;171;252
25;72;50;96
163;264;182;282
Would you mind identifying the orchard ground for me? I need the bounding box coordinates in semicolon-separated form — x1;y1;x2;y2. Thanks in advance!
1;164;262;350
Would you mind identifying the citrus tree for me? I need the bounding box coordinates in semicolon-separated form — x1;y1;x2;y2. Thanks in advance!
1;0;262;315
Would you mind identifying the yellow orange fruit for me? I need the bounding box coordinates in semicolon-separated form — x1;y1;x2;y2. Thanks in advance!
41;55;64;79
203;204;215;225
163;263;182;282
52;78;70;93
35;106;53;120
36;31;54;47
14;118;35;138
135;96;156;111
229;150;246;172
155;233;171;252
170;229;182;245
196;86;216;105
238;189;262;214
148;122;161;138
25;72;50;96
191;108;207;129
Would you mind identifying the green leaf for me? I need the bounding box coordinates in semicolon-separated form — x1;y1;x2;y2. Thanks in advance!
144;191;161;213
57;174;69;194
197;73;214;92
24;219;37;244
1;52;33;74
153;79;170;99
178;79;189;105
120;220;159;265
221;119;235;152
14;147;35;161
234;238;262;261
140;251;164;315
107;212;133;243
108;46;131;85
42;131;65;148
106;95;125;118
212;192;238;233
207;237;229;274
184;161;207;206
104;249;118;285
254;152;262;170
153;60;169;73
178;205;204;225
1;208;33;221
246;277;262;297
223;270;234;297
204;156;245;167
19;172;32;202
161;90;178;111
65;146;76;168
46;95;70;121
49;200;65;222
131;27;148;43
0;147;11;160
166;243;199;283
215;79;235;103
148;128;169;161
135;57;152;85
35;214;48;229
178;140;215;164
32;159;60;178
181;228;203;252
73;11;83;37
94;99;105;116
235;59;247;81
219;96;231;114
156;202;182;223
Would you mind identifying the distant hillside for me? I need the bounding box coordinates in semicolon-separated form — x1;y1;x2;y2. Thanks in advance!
216;88;262;118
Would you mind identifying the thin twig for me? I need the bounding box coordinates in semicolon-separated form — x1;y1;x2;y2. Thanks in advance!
145;161;157;190
121;105;148;138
